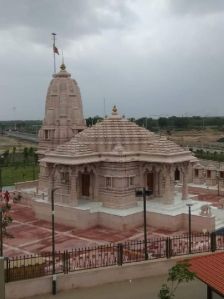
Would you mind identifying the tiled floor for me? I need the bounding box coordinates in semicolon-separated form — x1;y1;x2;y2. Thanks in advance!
2;186;220;258
3;202;171;257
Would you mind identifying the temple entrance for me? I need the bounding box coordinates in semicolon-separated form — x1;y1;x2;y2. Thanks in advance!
175;168;180;181
147;172;154;193
82;174;90;197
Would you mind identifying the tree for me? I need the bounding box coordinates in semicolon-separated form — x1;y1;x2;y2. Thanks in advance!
158;117;168;129
158;262;195;299
1;203;13;236
23;147;29;164
28;147;34;157
12;146;16;163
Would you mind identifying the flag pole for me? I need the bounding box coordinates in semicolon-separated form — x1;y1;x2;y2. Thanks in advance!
52;33;56;74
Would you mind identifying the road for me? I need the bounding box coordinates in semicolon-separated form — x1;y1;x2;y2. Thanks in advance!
27;275;206;299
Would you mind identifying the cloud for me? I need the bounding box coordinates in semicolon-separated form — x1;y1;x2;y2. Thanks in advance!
1;0;224;120
168;0;224;16
0;0;137;45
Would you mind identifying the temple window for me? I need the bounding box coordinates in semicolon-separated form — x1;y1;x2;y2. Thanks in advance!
220;171;224;178
194;169;199;177
174;168;180;181
61;172;69;183
105;177;112;188
207;170;211;178
44;130;49;140
129;176;134;186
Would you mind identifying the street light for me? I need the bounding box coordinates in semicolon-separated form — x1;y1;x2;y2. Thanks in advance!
186;203;193;254
217;172;220;196
0;155;4;193
135;187;152;260
0;207;5;299
0;208;2;257
51;187;60;295
216;163;222;196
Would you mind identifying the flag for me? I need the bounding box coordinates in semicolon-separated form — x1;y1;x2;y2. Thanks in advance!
53;45;59;55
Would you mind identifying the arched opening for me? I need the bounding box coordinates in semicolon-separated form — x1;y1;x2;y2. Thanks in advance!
147;172;154;193
175;168;180;181
81;173;90;197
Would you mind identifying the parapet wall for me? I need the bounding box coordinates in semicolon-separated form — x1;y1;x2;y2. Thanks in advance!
15;180;38;190
6;254;197;299
32;200;215;232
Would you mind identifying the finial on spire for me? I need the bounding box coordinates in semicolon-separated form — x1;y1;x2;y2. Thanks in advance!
112;105;117;114
60;49;66;70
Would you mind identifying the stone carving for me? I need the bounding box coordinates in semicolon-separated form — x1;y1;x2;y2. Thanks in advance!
200;204;212;216
219;198;224;209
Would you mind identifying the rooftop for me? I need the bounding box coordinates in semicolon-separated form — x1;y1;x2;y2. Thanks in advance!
190;252;224;295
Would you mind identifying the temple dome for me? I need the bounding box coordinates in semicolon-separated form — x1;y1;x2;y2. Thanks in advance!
43;107;196;164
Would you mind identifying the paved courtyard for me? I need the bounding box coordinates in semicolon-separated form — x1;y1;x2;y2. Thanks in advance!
2;185;223;258
3;201;186;258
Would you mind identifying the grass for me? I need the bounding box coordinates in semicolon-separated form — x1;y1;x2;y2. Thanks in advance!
1;165;39;186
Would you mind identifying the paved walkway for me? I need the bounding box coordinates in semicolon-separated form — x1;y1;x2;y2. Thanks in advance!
26;275;206;299
4;202;185;257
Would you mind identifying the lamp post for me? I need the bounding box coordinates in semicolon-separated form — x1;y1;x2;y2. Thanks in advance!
217;163;222;196
0;207;5;299
186;203;193;254
51;187;60;295
0;155;4;193
135;187;152;260
0;208;2;256
217;173;220;196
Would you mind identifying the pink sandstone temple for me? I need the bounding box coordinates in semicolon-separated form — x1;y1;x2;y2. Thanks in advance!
19;63;218;232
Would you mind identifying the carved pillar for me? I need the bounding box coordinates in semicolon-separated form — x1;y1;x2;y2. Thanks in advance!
94;172;99;201
69;167;78;206
154;165;160;197
163;165;173;204
139;164;144;188
48;164;56;202
159;166;164;197
182;163;189;200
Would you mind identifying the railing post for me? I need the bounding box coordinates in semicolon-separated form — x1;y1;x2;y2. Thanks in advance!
117;243;123;266
0;257;5;299
166;237;172;259
5;257;9;283
210;232;216;252
63;251;66;274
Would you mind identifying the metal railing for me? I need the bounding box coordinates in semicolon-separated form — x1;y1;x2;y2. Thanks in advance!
4;232;224;283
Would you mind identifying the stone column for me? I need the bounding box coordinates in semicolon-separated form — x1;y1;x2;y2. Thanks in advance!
94;173;99;201
139;164;144;188
182;164;189;200
163;165;173;204
48;164;56;202
70;173;78;206
154;166;160;197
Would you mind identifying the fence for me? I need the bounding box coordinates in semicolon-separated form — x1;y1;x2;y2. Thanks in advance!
4;232;224;283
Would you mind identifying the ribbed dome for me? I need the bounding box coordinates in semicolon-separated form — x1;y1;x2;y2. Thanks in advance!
52;108;187;156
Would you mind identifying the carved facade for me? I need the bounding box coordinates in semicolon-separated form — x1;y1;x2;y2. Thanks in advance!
38;72;197;209
192;160;224;188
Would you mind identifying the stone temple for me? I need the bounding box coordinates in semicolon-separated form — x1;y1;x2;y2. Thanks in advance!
25;63;216;232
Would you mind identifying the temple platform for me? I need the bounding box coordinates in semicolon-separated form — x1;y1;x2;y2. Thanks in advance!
26;190;216;233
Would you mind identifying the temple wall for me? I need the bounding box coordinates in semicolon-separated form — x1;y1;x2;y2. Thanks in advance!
6;255;202;299
98;162;140;208
32;201;215;232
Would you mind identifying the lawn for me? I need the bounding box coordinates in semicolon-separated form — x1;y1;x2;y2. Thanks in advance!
1;164;39;186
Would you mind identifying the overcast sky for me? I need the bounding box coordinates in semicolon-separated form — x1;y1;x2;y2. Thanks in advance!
1;0;224;120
